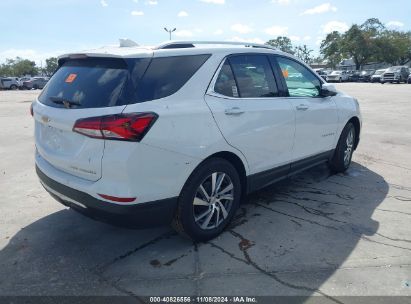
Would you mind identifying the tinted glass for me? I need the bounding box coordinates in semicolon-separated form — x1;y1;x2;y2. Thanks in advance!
136;54;210;102
229;55;278;98
276;57;321;97
387;67;401;72
39;58;135;108
214;60;239;97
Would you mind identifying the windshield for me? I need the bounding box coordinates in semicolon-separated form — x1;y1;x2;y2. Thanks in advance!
387;67;401;72
375;70;385;75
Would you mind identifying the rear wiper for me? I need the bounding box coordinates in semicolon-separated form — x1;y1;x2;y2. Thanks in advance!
49;96;81;108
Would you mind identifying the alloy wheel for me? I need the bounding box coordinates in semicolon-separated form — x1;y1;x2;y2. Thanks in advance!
344;128;354;166
192;172;234;230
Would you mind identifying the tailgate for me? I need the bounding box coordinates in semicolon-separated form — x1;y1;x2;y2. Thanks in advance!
34;103;117;181
33;55;152;181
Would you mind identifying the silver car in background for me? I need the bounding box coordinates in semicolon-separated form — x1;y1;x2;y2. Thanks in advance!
326;70;349;83
370;69;386;83
22;77;49;90
381;66;410;84
0;77;21;90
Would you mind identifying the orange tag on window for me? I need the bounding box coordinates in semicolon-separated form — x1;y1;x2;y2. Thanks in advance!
65;74;77;83
282;70;289;78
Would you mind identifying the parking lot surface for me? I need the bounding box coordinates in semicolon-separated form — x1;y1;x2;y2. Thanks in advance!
0;83;410;299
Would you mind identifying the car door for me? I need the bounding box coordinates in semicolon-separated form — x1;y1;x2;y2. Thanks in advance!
205;54;295;186
272;56;338;165
2;78;12;88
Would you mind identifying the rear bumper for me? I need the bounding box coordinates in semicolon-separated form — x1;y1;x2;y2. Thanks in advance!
36;165;178;227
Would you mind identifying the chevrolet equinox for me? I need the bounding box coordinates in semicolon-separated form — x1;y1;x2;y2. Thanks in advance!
33;41;362;241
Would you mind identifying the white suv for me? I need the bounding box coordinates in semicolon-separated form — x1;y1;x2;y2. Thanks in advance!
32;41;361;241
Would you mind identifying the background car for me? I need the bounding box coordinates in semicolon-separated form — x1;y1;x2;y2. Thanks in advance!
0;77;21;90
326;70;349;82
19;77;32;83
381;66;409;84
348;71;360;82
314;69;328;81
358;69;375;82
370;69;386;83
23;77;49;90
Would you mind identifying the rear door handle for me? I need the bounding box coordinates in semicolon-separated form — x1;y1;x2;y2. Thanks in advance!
225;107;244;116
296;104;309;111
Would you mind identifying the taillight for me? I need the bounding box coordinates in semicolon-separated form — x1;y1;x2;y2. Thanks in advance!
73;113;158;141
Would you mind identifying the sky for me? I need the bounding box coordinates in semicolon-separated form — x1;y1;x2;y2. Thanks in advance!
1;0;410;65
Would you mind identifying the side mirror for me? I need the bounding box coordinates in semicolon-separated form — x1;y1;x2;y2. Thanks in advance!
321;83;338;97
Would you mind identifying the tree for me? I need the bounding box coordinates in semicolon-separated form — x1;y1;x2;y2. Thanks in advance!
13;57;38;76
43;57;58;76
0;62;13;77
319;18;411;69
265;36;294;54
0;57;38;77
360;18;385;36
320;31;343;68
375;30;411;65
340;24;373;70
293;44;314;64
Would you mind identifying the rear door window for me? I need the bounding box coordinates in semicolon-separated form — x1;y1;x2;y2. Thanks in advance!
214;60;239;97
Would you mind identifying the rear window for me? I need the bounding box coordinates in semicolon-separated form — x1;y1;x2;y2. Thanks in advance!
39;58;142;108
39;54;210;108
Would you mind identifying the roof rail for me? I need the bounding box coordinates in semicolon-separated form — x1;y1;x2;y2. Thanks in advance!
155;40;276;50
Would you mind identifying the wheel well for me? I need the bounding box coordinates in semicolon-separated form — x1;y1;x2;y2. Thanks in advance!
204;151;247;196
347;117;360;150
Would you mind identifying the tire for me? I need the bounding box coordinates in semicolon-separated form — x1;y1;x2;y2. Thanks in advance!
10;84;17;90
33;84;39;90
172;158;241;242
329;122;356;173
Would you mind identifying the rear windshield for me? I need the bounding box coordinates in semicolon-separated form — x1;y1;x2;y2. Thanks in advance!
39;54;210;109
39;58;144;108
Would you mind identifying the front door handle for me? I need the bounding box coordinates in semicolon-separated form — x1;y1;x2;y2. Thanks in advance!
296;104;309;111
225;107;244;116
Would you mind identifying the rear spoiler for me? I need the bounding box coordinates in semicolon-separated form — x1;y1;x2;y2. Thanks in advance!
57;53;125;66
